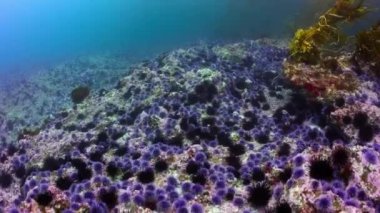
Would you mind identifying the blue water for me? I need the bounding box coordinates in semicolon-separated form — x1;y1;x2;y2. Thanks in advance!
0;0;379;75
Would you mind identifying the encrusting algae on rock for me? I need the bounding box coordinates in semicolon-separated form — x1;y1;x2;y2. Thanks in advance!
283;58;359;98
284;0;380;99
0;1;380;212
0;38;379;212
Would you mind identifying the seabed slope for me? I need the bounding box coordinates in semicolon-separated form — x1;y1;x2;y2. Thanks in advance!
0;40;379;212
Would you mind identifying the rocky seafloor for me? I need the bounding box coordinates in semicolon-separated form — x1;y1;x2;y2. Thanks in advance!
0;55;132;145
0;40;379;213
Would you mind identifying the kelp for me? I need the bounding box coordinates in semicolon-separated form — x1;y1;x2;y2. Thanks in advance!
289;0;369;64
354;21;380;78
355;21;380;63
284;0;379;99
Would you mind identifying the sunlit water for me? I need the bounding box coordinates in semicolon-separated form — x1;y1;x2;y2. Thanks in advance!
0;0;379;80
0;0;328;74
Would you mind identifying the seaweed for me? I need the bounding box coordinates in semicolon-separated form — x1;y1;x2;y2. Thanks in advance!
290;0;369;64
355;21;380;63
285;0;375;98
352;21;380;78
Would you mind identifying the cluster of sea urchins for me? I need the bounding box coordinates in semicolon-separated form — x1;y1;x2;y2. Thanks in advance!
0;40;379;212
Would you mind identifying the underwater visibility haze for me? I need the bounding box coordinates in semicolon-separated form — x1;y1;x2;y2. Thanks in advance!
0;0;380;212
0;0;343;74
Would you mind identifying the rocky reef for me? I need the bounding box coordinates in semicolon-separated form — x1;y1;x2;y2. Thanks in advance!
0;55;131;145
0;38;379;213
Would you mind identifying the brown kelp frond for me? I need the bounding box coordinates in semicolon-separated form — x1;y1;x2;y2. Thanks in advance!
355;21;380;63
289;0;369;64
354;21;380;77
285;0;373;99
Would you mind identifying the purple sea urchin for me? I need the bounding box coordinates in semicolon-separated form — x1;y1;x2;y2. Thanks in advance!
190;203;204;213
315;196;331;211
363;149;378;164
293;155;304;166
293;168;304;179
0;39;379;213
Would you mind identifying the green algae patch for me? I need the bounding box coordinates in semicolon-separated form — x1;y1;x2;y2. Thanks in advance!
197;68;221;81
